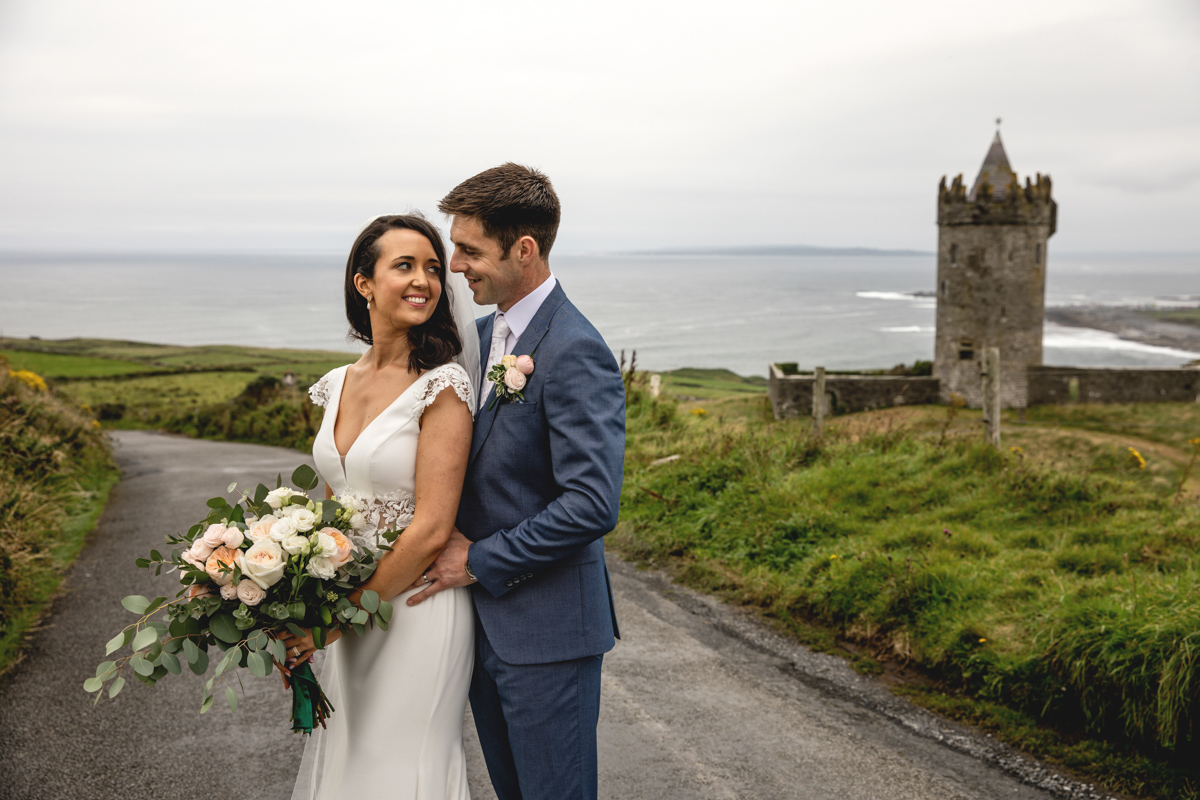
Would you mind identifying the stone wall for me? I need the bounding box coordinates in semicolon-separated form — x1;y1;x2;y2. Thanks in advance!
768;365;941;420
1028;366;1200;405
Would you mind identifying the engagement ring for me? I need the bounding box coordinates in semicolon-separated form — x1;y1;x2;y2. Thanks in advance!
421;573;431;584
292;646;300;656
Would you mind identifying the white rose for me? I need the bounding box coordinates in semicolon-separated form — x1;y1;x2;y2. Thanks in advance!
290;508;317;532
504;367;526;392
281;533;309;555
239;539;286;589
202;523;227;547
188;539;215;560
270;516;299;542
306;556;335;581
236;579;266;606
349;512;366;531
221;527;245;549
245;514;278;542
220;583;239;600
264;487;298;509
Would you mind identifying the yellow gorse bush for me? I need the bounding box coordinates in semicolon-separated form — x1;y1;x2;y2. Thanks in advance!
1127;447;1147;470
10;370;48;392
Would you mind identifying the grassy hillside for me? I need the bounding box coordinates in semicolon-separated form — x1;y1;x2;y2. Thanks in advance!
615;390;1200;799
0;361;118;675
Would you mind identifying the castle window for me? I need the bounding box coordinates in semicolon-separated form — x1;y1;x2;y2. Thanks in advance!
958;341;975;361
940;280;947;299
1035;243;1042;264
950;244;958;266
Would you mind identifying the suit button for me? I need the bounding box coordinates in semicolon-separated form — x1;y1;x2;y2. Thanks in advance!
505;581;514;587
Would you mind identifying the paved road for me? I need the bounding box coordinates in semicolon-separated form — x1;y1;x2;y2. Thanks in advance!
0;431;1102;800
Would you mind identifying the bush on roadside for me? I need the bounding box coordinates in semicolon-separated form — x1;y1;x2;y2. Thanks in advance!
0;367;117;672
162;376;323;451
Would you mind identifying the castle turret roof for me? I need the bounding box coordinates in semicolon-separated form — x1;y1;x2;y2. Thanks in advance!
968;132;1017;201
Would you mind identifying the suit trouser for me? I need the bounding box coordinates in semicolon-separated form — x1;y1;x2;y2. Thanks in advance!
469;620;603;800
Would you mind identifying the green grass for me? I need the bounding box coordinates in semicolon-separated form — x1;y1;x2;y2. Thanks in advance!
613;390;1200;799
0;367;118;676
0;350;159;378
1140;307;1200;328
654;367;768;399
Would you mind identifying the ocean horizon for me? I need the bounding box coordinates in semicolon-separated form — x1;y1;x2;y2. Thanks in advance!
2;250;1197;377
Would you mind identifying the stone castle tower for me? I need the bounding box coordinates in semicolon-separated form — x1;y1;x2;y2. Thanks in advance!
934;132;1056;408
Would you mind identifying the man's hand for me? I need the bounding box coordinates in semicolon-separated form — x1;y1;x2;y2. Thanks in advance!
407;529;475;606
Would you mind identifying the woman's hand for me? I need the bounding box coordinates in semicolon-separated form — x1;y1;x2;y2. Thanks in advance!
278;626;342;673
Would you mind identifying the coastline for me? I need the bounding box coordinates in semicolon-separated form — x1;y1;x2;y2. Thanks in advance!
1046;305;1200;357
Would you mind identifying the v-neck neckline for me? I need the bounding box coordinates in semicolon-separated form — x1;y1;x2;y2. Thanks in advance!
329;365;425;464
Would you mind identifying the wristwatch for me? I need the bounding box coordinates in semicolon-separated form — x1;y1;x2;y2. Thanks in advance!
465;560;478;583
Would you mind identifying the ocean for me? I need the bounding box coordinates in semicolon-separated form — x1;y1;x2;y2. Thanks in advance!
1;251;1197;376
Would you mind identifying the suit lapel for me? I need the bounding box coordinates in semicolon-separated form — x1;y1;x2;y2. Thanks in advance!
469;284;568;467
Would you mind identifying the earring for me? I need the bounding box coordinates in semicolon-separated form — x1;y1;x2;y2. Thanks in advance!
366;294;373;309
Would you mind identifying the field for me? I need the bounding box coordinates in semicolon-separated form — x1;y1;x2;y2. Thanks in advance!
615;387;1200;799
1141;307;1200;328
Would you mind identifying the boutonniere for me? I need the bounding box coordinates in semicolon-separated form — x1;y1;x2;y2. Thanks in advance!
487;354;535;409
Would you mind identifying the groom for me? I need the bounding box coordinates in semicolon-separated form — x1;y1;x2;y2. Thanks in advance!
409;163;625;800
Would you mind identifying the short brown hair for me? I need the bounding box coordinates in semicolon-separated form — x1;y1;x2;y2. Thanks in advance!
438;163;561;260
344;214;462;373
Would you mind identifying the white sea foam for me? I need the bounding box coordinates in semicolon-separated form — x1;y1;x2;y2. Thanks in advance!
1043;323;1200;360
880;326;934;333
856;291;917;301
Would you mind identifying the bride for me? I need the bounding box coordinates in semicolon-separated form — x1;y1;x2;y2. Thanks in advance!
282;213;480;800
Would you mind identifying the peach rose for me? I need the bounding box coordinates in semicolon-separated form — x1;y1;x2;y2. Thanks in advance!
246;514;279;542
504;367;526;392
202;523;227;547
515;355;534;375
188;539;215;561
240;539;286;589
187;584;211;599
205;545;239;587
235;579;266;606
221;527;245;549
219;583;239;600
181;550;205;570
321;528;353;567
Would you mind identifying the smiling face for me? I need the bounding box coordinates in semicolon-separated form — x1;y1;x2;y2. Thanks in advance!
355;227;443;334
447;215;525;310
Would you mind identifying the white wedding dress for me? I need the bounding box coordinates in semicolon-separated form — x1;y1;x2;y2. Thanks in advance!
291;361;476;800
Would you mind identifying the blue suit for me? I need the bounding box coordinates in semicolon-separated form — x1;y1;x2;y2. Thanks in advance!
459;282;624;800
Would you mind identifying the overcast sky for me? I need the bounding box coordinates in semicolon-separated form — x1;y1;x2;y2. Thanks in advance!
0;0;1197;254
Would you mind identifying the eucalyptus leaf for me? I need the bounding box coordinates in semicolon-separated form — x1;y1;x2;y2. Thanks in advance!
200;694;214;714
144;596;168;614
269;638;286;663
104;632;126;656
351;608;369;626
208;612;241;643
285;622;306;638
319;606;332;626
182;638;200;664
378;600;393;624
291;464;319;491
206;497;227;509
247;651;270;678
359;590;379;614
254;484;269;504
131;655;153;676
313;626;325;650
161;652;181;674
134;558;150;569
83;677;103;693
287;601;306;621
188;648;209;675
121;595;150;615
225;686;239;713
132;627;159;653
95;660;116;679
108;677;125;699
150;549;162;562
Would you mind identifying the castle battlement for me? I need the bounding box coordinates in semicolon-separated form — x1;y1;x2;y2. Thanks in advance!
938;171;1056;229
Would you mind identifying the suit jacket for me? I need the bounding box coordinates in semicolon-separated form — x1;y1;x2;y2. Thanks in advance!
458;282;625;665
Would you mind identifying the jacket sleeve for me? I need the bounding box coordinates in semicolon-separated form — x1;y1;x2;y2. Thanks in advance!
467;333;626;598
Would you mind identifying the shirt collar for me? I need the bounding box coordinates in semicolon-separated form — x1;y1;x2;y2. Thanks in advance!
497;274;557;342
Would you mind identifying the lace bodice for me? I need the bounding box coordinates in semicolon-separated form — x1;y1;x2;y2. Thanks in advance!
310;363;474;548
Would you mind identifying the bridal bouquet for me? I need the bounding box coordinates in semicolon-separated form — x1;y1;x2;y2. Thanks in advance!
85;465;399;733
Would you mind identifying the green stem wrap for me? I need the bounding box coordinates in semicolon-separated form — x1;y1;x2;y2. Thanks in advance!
290;660;333;734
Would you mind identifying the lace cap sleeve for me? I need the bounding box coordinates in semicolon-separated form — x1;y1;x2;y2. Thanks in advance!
308;369;339;408
418;363;475;417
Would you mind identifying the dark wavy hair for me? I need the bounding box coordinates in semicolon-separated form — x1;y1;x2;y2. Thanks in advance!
344;214;462;373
